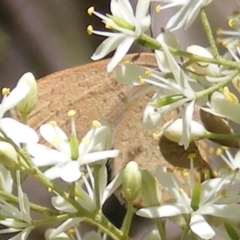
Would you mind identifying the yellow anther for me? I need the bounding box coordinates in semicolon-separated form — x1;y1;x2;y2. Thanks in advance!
222;41;229;47
188;153;196;160
166;168;174;173
124;60;130;64
92;120;102;128
87;25;93;35
48;187;53;192
87;6;94;16
155;5;161;13
105;21;113;29
68;109;76;117
152;132;159;140
49;121;57;126
228;18;234;28
179;188;185;194
216;147;223;156
223;86;239;104
182;171;190;177
138;76;145;84
2;87;10;95
211;170;218;178
67;228;75;236
145;70;152;77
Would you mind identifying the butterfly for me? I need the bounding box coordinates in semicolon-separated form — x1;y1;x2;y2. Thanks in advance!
28;53;235;207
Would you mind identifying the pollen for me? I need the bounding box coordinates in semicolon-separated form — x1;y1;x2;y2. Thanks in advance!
152;132;159;140
2;87;10;95
138;76;145;83
155;5;161;13
216;147;223;156
87;6;94;16
48;187;53;192
220;189;227;197
87;25;93;35
68;109;76;117
145;70;152;77
92;120;102;128
49;121;57;126
188;153;196;160
228;18;234;28
105;21;113;29
67;228;75;236
166;167;174;173
178;188;185;194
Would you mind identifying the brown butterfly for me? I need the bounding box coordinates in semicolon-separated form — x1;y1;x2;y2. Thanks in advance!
28;53;236;207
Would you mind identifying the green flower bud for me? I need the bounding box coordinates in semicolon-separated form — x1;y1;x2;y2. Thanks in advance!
141;170;161;206
0;141;18;170
122;161;142;202
16;72;37;116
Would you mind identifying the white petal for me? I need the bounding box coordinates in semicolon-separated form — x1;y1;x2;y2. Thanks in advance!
60;161;81;182
91;34;125;61
142;104;161;129
190;214;215;239
27;143;68;166
107;36;135;72
49;218;82;238
116;64;147;86
40;124;70;155
9;228;31;240
0;82;30;115
136;0;150;21
44;164;66;180
136;204;190;218
1;118;39;144
51;196;77;213
80;150;119;165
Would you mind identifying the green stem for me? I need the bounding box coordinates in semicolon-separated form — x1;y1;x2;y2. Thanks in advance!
69;182;76;199
180;216;190;240
200;8;220;58
195;70;240;99
121;200;134;239
154;219;166;240
205;132;240;140
0;190;58;216
93;165;101;211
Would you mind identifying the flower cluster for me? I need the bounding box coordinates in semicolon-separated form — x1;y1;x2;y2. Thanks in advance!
2;0;240;240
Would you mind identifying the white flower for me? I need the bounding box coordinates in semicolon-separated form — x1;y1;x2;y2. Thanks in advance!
201;90;240;124
0;171;32;240
51;165;123;213
0;165;13;193
186;45;220;77
27;121;119;182
143;41;204;149
0;75;39;144
163;118;207;143
136;164;240;239
159;0;213;31
88;0;151;72
49;166;122;238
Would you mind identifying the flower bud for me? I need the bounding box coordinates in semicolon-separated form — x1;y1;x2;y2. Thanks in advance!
141;170;161;206
122;161;142;202
186;45;220;77
163;119;207;143
45;228;71;240
16;72;37;116
0;141;18;170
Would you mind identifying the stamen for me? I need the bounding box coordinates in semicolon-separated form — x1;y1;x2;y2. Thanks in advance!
87;6;94;16
2;88;10;95
92;120;102;128
87;25;93;35
68;109;76;117
155;5;161;13
49;121;57;126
